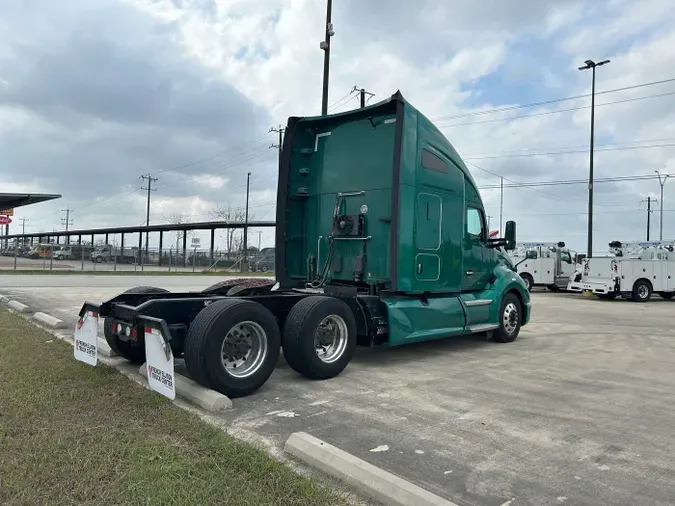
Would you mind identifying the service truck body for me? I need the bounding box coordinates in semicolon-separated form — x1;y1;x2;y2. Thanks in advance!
74;91;531;400
567;241;675;301
510;242;577;291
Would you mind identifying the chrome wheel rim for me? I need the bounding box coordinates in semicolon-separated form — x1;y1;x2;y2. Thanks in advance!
221;321;268;378
503;302;519;335
314;315;348;363
638;285;649;299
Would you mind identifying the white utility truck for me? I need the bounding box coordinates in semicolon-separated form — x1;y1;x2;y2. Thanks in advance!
566;240;675;302
510;242;580;291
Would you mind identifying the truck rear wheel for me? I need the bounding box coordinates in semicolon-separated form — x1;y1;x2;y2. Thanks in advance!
631;279;652;302
183;299;280;398
492;293;522;343
520;274;533;292
103;286;169;363
282;296;357;380
659;292;675;300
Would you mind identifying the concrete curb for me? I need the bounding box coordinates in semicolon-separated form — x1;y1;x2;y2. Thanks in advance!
33;311;68;329
7;300;30;313
284;432;459;506
97;338;116;358
139;363;232;412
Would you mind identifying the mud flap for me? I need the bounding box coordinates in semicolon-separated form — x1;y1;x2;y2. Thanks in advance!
139;316;176;400
74;309;99;366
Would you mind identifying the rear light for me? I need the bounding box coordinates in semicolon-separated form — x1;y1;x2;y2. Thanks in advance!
111;322;118;332
125;326;131;337
131;328;137;338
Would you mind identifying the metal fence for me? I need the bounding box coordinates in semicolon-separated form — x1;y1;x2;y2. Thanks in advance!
0;241;275;274
0;220;276;273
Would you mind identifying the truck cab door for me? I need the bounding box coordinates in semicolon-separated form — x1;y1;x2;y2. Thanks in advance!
462;206;489;292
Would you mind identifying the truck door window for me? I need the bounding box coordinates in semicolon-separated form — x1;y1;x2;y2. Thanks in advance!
561;251;572;263
466;207;485;242
421;149;448;173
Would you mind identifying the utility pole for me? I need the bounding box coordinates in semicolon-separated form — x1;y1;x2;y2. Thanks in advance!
578;58;610;258
641;196;657;241
499;177;504;236
353;86;374;108
141;174;158;254
61;208;73;243
19;218;28;236
243;172;251;271
319;0;334;115
269;125;285;166
655;170;670;241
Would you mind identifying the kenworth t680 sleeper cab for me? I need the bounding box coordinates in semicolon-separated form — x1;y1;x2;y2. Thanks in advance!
74;91;531;400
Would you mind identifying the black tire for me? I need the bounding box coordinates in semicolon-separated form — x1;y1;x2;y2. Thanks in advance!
493;292;522;343
546;284;559;292
103;286;169;363
183;299;280;398
632;279;652;302
282;296;357;380
595;292;617;300
659;292;675;300
520;274;533;292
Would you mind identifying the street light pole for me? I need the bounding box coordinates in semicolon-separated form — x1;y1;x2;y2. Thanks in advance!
578;58;610;258
656;170;669;241
320;0;334;115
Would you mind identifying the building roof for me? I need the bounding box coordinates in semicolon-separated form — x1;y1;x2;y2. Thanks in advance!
0;193;62;210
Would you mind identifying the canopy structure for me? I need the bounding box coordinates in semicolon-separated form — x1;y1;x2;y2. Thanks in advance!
0;193;61;212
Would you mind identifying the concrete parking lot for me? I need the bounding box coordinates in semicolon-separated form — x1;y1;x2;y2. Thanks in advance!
2;275;674;506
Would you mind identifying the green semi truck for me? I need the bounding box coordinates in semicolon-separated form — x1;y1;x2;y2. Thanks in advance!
74;91;531;400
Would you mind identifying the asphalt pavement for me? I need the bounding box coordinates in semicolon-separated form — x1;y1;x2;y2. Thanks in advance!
2;274;674;506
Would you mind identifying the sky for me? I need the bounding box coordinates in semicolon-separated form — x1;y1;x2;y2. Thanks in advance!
2;0;675;254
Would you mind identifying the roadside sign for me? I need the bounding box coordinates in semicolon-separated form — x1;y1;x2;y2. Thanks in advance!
191;237;201;246
0;216;12;225
0;208;13;216
144;327;176;400
74;311;99;366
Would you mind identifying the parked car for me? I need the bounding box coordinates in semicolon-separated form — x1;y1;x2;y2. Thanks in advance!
253;247;275;272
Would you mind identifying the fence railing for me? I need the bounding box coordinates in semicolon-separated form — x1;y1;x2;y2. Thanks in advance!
0;242;274;274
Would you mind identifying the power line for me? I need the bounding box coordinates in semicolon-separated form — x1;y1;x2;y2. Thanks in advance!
327;88;358;112
154;132;274;176
466;161;583;204
477;172;674;190
464;142;675;161
439;90;675;128
432;77;675;122
463;137;675;158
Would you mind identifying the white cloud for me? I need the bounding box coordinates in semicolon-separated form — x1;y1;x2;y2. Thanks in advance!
2;0;675;252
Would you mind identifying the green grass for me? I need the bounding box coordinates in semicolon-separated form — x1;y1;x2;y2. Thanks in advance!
0;269;272;277
0;309;346;506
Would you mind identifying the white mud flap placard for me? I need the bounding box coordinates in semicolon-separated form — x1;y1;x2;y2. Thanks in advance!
144;326;176;400
74;311;99;366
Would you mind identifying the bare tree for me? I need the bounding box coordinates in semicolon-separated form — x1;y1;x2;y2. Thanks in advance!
209;204;251;258
166;212;193;253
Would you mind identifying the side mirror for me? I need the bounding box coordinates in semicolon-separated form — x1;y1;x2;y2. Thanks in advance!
526;250;537;259
504;221;516;250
